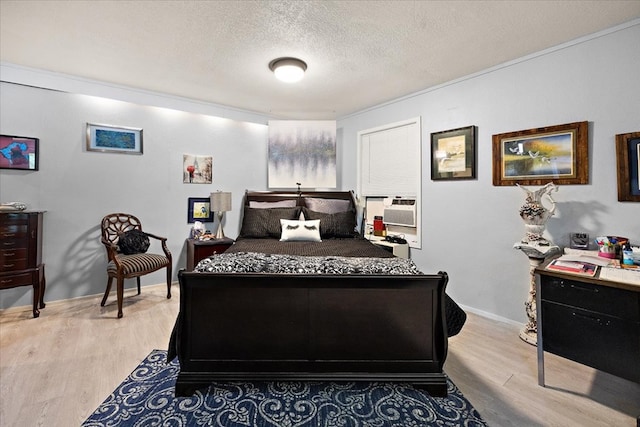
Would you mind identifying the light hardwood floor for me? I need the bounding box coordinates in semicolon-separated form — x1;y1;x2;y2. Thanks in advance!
1;284;638;426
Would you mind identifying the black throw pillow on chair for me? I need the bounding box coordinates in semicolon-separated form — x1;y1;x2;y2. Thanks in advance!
118;230;150;255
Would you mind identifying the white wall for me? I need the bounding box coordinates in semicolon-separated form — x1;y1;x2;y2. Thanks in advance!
339;22;640;324
0;82;270;309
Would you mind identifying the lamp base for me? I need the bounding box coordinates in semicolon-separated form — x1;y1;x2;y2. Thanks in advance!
214;212;225;239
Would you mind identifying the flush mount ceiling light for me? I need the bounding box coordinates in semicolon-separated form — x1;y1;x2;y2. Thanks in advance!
269;57;307;83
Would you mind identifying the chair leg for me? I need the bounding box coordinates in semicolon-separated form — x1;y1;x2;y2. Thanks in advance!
136;277;141;295
101;276;113;307
166;265;172;299
117;277;124;318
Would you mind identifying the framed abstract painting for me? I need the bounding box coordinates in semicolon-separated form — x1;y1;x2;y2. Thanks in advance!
0;134;39;170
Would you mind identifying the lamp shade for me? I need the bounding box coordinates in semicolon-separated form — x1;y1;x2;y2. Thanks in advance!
210;191;232;212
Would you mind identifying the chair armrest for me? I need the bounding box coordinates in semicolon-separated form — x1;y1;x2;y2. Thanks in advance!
144;232;172;261
144;232;167;242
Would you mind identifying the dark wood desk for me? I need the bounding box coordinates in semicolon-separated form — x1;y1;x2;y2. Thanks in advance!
185;237;234;271
535;262;640;386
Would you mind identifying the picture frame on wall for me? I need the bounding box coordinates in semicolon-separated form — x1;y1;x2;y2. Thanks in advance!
0;134;39;170
183;154;213;184
187;197;214;223
430;125;476;180
615;131;640;202
492;121;588;186
86;123;143;155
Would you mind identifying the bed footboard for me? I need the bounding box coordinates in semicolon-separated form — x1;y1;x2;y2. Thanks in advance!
171;271;449;397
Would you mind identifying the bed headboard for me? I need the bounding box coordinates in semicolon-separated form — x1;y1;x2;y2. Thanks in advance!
243;190;357;211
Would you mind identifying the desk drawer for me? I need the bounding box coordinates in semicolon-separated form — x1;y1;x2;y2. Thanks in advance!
541;276;639;321
542;301;640;383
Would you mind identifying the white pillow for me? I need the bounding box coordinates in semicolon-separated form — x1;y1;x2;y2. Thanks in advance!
279;219;322;242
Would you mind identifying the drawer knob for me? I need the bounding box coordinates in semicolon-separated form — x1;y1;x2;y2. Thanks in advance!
570;284;599;293
572;311;610;326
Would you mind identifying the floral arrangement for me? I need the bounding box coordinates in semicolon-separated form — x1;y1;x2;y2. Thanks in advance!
519;202;546;220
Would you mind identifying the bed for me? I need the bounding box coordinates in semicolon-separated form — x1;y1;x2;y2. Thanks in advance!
168;190;465;397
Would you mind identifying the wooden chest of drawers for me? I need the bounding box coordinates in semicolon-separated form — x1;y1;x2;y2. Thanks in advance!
0;211;46;317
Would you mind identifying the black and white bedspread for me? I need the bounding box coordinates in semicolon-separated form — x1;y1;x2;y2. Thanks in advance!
194;251;422;275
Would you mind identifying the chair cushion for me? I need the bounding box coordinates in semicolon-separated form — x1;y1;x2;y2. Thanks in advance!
108;253;170;276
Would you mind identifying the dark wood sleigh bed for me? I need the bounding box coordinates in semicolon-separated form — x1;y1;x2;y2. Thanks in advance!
168;191;463;397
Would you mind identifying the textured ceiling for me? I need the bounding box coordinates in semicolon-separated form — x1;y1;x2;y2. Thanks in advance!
1;1;639;120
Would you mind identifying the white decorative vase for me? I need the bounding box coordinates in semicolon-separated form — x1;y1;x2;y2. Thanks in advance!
518;182;557;244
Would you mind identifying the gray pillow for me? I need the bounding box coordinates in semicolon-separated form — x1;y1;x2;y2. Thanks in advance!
240;207;300;238
304;197;351;214
302;207;357;238
249;200;297;209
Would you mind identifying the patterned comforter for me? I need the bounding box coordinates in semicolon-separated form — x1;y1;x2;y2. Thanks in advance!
194;251;423;275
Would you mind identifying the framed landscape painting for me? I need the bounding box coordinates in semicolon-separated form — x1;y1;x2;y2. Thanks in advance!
431;125;476;180
492;121;588;186
615;131;640;202
0;134;39;170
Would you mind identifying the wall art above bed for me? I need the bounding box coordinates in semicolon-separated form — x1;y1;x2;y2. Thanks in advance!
268;120;336;189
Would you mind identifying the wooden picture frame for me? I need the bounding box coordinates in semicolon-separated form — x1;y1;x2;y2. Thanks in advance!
86;123;143;155
492;121;588;186
430;125;476;180
0;134;39;170
188;197;214;223
615;131;640;202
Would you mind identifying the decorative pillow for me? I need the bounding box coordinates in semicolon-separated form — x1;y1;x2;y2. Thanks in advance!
304;197;351;214
279;219;322;242
302;207;357;238
249;200;297;209
240;207;300;238
118;229;150;255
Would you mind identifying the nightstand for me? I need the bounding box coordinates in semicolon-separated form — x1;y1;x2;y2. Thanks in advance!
368;236;409;259
186;237;234;271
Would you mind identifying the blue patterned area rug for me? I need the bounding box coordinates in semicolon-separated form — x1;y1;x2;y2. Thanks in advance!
82;350;487;427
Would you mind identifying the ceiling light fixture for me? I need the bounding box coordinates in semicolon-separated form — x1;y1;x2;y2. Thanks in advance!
269;57;307;83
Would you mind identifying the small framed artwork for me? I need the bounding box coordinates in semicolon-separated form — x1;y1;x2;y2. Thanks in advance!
615;131;640;202
86;123;143;155
492;121;588;186
183;154;213;184
0;134;39;170
188;197;214;223
431;125;476;180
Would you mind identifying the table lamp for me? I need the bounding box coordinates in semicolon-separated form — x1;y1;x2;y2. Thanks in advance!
210;191;232;239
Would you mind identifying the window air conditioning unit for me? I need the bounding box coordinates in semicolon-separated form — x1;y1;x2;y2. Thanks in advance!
383;198;417;227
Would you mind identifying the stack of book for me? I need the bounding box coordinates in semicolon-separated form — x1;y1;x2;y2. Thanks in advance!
546;259;599;276
546;250;640;284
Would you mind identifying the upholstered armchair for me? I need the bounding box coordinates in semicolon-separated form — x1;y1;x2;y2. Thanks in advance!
100;213;172;318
